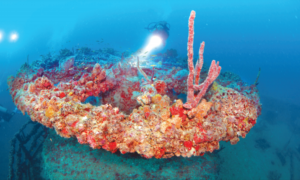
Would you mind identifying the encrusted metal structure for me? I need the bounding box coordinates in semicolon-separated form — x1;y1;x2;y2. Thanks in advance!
8;120;48;180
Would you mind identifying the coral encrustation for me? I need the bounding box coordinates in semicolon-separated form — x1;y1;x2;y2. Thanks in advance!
7;10;261;159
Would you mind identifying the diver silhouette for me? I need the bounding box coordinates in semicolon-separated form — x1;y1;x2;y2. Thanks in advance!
145;21;170;46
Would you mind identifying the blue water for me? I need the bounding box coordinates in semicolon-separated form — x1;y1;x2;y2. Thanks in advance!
0;0;299;179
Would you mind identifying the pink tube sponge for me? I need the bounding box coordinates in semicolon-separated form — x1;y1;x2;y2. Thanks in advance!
184;11;221;109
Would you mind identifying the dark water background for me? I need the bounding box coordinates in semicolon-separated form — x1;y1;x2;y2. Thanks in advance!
0;0;299;179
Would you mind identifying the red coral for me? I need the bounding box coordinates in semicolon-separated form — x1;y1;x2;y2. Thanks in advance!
109;142;117;152
61;128;69;135
43;81;52;88
194;134;203;144
170;106;187;122
70;121;78;128
154;80;167;95
184;141;193;150
248;118;256;126
87;134;98;149
155;147;166;159
59;92;66;98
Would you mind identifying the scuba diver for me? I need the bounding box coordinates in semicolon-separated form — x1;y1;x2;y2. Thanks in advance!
0;104;16;124
145;21;170;46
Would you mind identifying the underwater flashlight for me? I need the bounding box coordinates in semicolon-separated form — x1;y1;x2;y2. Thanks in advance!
10;32;18;42
148;35;162;49
137;35;162;62
145;35;162;52
130;35;163;67
0;31;3;42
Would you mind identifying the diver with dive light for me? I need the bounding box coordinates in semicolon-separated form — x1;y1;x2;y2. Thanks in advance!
145;21;170;46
